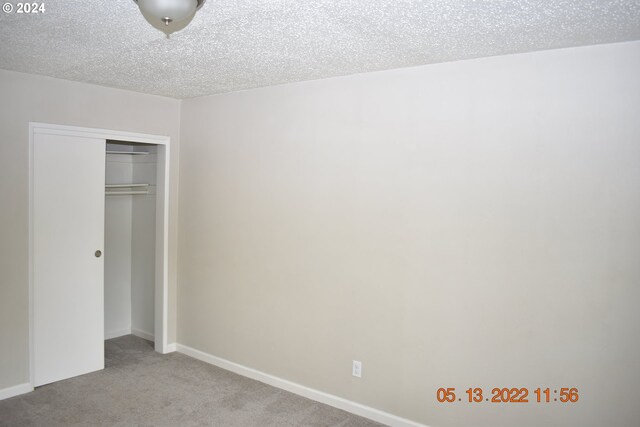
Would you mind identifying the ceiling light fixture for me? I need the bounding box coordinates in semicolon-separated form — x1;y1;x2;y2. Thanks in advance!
133;0;205;37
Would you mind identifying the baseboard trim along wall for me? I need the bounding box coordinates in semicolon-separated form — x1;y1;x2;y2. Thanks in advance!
176;344;429;427
0;383;33;401
104;328;156;341
105;328;131;340
131;328;154;342
106;328;155;342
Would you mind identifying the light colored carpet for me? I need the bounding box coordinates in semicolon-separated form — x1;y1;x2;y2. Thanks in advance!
0;335;384;427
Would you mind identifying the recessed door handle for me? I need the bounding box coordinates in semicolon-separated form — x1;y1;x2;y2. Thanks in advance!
95;250;102;258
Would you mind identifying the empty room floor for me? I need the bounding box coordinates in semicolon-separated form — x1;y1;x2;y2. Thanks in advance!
0;336;382;427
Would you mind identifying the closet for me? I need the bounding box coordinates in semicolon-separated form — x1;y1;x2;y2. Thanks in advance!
104;141;157;341
30;123;170;387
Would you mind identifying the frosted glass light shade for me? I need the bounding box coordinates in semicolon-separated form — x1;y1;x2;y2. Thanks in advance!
137;0;199;35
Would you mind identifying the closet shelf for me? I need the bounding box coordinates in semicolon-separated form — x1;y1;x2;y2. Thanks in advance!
106;150;150;155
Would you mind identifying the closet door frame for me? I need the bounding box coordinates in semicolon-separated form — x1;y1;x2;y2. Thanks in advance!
28;122;172;387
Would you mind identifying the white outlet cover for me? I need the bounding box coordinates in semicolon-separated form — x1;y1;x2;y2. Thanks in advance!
352;360;362;378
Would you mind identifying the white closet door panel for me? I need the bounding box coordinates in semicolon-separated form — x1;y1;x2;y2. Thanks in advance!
33;133;105;387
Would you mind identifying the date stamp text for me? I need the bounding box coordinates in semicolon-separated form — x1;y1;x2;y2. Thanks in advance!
436;387;579;403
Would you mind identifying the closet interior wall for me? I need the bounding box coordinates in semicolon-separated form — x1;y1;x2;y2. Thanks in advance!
104;141;157;341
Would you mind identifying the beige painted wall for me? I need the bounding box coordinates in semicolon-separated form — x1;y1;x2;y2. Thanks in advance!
178;41;640;427
0;69;180;390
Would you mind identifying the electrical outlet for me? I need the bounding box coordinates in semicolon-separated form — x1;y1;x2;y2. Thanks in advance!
352;360;362;378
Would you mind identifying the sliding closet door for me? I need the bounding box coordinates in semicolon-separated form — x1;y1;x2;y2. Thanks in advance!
33;133;106;386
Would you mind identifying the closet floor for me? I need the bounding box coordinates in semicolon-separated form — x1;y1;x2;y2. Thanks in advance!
0;335;383;427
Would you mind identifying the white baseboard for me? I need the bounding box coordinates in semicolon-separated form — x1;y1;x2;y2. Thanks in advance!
164;343;177;353
0;383;33;401
176;344;428;427
105;328;131;340
131;328;155;342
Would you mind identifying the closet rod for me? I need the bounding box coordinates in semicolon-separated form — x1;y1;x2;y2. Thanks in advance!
105;191;149;196
106;150;149;155
105;183;149;188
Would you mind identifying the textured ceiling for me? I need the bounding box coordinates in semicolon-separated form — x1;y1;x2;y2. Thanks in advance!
1;0;639;99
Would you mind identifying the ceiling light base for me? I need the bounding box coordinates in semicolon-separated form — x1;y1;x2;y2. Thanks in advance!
133;0;205;36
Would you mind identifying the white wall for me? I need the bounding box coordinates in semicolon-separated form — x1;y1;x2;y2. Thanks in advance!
131;150;157;338
178;41;640;427
105;152;133;337
0;70;180;391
